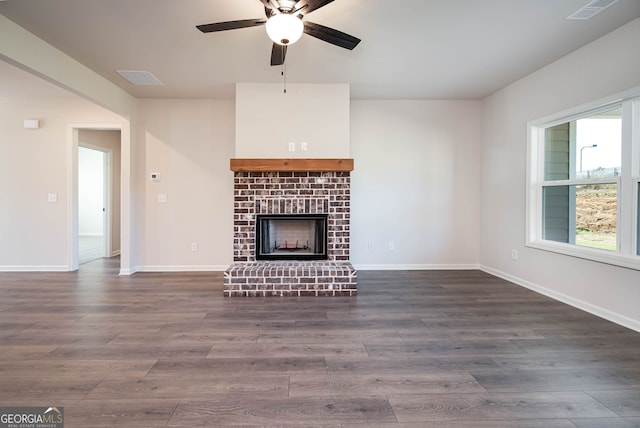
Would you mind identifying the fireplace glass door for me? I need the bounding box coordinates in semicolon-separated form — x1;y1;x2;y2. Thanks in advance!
256;214;328;260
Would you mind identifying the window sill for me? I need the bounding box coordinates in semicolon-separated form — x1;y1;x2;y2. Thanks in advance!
526;239;640;271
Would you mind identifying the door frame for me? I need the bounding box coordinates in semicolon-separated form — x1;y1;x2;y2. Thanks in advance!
67;123;132;273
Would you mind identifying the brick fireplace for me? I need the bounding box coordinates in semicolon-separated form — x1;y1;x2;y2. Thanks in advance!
224;159;357;297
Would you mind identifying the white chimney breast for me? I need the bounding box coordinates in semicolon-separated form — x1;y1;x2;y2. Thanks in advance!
235;83;350;158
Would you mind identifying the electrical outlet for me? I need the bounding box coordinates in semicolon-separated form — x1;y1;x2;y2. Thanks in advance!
191;242;198;252
367;242;375;250
300;141;308;151
388;242;395;251
288;142;296;152
511;249;518;260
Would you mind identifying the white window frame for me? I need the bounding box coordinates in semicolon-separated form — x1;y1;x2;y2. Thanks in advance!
527;90;640;271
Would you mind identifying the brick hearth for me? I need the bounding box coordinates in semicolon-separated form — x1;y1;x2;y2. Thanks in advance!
224;163;357;297
224;261;356;297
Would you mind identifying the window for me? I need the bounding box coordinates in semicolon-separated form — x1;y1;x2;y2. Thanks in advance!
528;95;640;270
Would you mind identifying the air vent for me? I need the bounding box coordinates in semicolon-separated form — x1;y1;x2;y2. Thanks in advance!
116;70;164;86
567;0;619;20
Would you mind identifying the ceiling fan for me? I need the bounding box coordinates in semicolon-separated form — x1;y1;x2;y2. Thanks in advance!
196;0;361;66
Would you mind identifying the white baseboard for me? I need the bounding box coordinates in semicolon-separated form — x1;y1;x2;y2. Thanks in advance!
480;264;640;333
0;265;70;272
135;265;228;272
353;263;480;271
119;267;136;276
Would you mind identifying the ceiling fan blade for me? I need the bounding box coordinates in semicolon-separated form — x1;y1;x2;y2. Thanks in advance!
196;18;266;33
297;0;335;15
303;21;361;50
270;43;287;66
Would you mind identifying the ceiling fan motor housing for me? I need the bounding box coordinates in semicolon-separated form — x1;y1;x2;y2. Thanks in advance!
276;0;299;13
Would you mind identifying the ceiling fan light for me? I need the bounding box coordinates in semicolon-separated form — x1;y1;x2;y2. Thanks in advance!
266;14;303;45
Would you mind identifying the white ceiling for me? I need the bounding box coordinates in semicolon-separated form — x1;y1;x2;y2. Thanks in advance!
1;0;640;100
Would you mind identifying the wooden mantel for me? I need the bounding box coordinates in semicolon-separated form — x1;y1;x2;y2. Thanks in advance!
230;158;354;172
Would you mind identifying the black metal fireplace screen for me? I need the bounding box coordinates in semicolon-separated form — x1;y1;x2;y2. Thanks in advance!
256;214;328;260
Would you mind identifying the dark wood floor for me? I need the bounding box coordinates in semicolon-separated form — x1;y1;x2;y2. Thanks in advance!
1;258;640;427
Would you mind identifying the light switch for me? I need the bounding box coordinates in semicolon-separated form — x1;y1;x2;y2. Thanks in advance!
158;193;168;203
47;193;57;202
300;142;308;151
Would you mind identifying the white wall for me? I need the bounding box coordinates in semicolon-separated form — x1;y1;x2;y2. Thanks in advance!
480;18;640;330
235;83;350;158
0;96;127;270
0;92;231;272
135;99;235;270
351;100;482;269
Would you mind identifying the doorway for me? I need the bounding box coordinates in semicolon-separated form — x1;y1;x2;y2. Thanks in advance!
73;129;122;269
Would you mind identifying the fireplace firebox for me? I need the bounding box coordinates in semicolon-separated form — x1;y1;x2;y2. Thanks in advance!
256;214;328;261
